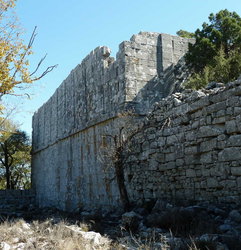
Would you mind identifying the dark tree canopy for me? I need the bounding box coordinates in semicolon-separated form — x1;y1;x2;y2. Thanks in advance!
176;30;195;39
0;124;31;189
186;9;241;72
177;9;241;89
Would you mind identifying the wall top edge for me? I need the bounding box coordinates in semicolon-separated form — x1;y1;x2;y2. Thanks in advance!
32;31;194;117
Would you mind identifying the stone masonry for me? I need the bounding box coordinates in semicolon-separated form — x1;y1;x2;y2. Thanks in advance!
0;190;35;211
125;79;241;205
32;32;197;211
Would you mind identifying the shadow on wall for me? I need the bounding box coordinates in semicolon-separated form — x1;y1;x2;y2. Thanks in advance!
126;35;190;114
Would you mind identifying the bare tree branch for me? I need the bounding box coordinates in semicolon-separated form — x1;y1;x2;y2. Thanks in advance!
30;53;47;76
11;26;37;80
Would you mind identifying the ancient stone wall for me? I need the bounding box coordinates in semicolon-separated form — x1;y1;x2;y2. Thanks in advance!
125;79;241;205
0;189;35;210
32;32;194;211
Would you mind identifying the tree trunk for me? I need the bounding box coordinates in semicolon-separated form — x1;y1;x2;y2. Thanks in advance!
5;154;10;189
2;142;11;189
115;160;130;211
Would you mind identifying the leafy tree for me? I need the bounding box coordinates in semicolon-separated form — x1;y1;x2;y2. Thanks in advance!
184;47;232;89
0;0;56;99
186;9;241;72
179;9;241;89
176;30;195;38
8;142;31;189
0;120;31;189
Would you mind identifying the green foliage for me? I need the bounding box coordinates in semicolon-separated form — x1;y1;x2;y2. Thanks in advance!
0;119;31;189
184;9;241;89
184;66;212;90
10;139;31;189
186;9;241;72
176;29;195;38
185;46;241;89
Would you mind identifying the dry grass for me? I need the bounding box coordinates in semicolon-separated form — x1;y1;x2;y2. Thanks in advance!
119;233;170;250
0;218;172;250
0;217;222;250
0;219;111;250
0;218;175;250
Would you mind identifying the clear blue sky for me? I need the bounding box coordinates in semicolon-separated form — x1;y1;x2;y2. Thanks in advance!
4;0;241;136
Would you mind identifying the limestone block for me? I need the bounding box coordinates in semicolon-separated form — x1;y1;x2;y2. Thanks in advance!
149;159;159;170
207;178;220;188
185;146;198;155
154;153;165;163
198;126;224;138
227;135;241;147
176;158;184;167
200;139;217;152
206;101;226;114
237;177;241;187
173;103;190;116
158;137;166;147
201;166;210;177
225;95;239;106
212;116;226;124
208;115;219;128
231;167;241;176
147;134;156;140
214;109;226;118
231;85;241;96
165;153;176;162
166;135;178;145
166;161;176;170
216;142;224;152
225;180;237;188
217;134;227;141
226;120;238;134
218;147;241;162
200;152;213;164
236;115;241;132
142;141;150;151
186;169;196;177
234;107;241;115
150;141;158;149
185;131;197;141
189;98;209;113
185;155;196;165
224;106;233;116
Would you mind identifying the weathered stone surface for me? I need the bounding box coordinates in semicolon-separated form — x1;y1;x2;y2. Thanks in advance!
32;31;241;211
125;78;241;206
229;210;241;223
227;134;241;146
230;167;241;176
32;32;192;211
226;120;238;134
198;126;224;138
0;190;35;210
218;148;241;162
186;169;196;177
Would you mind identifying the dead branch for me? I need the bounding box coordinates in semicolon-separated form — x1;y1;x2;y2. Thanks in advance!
11;26;57;86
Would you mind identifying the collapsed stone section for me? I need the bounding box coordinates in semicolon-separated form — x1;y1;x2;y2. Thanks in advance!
125;79;241;205
32;32;193;211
